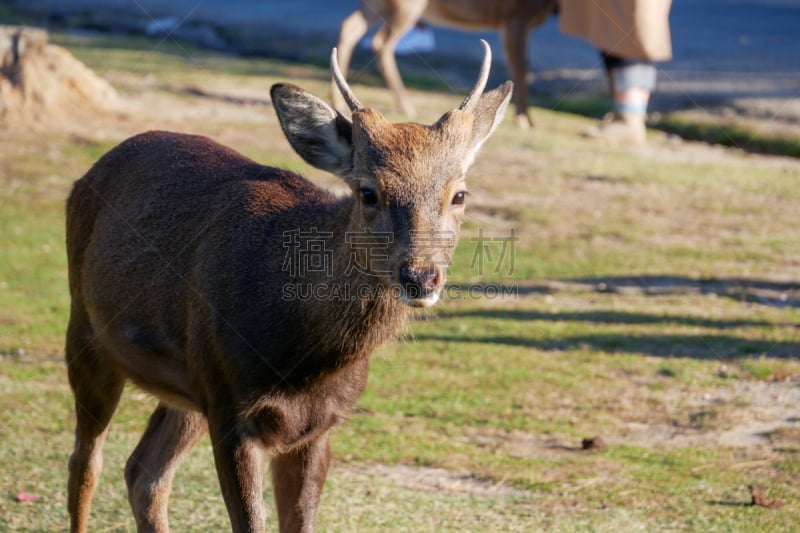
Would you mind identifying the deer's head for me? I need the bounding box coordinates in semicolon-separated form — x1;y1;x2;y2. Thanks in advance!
271;41;511;307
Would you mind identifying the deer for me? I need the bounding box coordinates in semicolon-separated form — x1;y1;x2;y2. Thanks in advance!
64;40;511;533
333;0;557;129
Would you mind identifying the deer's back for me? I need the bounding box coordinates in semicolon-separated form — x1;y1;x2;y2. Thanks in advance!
66;131;351;406
423;0;555;29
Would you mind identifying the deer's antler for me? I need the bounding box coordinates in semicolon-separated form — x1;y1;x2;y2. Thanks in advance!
458;39;492;113
331;47;363;112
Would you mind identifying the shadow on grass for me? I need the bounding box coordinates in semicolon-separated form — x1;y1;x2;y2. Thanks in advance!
568;275;800;309
533;94;800;160
438;308;784;330
414;332;799;359
706;500;753;507
448;275;800;309
654;116;800;159
433;276;800;360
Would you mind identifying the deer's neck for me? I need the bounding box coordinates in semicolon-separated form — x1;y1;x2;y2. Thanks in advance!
284;198;410;366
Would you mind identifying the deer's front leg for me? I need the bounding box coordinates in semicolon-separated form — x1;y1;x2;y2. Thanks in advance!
209;419;267;533
372;0;427;118
271;434;331;533
332;7;379;113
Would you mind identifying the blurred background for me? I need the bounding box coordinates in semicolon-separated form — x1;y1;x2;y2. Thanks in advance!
4;0;799;137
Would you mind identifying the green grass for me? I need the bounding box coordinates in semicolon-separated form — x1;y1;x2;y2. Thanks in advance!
1;29;799;532
655;115;800;159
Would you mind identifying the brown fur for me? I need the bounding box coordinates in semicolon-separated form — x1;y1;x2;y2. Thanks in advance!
65;49;511;532
334;0;557;128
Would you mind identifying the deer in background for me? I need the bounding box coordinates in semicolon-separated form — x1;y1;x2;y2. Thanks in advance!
334;0;557;128
65;41;511;532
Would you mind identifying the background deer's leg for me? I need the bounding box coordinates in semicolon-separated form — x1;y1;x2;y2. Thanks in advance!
333;5;381;113
66;313;125;533
271;434;331;533
372;0;427;117
125;404;207;531
209;416;267;533
500;19;532;128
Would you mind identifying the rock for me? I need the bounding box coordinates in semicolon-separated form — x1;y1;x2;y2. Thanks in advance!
0;25;118;126
581;436;605;450
749;485;784;509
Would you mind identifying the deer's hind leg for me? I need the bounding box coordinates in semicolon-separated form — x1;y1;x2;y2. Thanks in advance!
66;313;126;533
125;404;208;531
500;19;532;129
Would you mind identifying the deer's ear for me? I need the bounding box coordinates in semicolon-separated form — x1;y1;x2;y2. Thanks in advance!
468;81;512;151
435;81;513;172
271;83;353;175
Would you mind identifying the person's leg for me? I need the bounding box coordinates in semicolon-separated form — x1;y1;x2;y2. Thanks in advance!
612;56;655;115
586;53;656;144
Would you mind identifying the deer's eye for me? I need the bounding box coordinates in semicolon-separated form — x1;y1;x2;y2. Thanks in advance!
359;187;378;206
451;191;467;206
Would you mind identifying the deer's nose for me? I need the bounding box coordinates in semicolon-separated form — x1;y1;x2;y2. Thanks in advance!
399;263;440;299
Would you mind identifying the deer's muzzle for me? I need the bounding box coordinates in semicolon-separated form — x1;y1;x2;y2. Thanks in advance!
397;262;442;307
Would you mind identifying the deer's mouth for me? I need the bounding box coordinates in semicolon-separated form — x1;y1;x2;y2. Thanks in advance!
395;262;443;307
400;290;441;308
